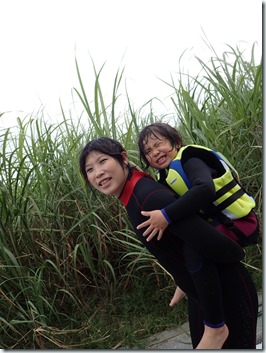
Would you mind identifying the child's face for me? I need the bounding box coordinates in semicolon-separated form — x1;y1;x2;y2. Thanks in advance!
85;151;129;197
142;133;178;169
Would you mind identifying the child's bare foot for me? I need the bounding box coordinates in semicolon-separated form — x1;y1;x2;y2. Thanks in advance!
196;324;229;349
169;286;186;307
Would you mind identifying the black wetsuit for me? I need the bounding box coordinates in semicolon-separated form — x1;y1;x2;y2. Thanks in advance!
119;169;258;349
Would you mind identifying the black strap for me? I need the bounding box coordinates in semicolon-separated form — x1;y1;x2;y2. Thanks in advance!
215;188;245;212
215;179;238;199
218;213;248;242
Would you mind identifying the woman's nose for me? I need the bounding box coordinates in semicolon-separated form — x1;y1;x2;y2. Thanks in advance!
95;166;104;179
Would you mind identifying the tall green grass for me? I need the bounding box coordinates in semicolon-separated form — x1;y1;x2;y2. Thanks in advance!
168;44;262;210
0;43;262;348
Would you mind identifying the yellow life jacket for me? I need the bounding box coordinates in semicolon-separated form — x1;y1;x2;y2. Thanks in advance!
156;145;255;220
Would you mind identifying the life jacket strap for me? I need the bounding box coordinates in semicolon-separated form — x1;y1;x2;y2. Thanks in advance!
215;188;245;212
215;179;238;199
217;213;249;244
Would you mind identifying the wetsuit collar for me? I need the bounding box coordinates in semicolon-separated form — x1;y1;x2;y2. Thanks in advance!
119;169;153;206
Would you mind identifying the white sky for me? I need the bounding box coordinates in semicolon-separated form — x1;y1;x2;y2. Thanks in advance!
0;0;263;129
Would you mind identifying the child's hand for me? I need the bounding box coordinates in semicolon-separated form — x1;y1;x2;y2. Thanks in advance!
136;210;169;241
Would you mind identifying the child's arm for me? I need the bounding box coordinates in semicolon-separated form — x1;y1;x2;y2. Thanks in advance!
137;158;216;241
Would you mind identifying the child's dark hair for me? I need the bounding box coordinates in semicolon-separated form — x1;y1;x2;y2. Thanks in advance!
79;137;126;185
138;122;183;169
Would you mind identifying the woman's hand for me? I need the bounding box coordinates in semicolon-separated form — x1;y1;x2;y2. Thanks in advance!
136;209;169;241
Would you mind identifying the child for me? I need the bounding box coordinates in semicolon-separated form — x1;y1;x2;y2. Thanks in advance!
137;122;259;347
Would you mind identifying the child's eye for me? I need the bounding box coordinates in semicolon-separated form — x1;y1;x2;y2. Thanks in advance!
144;149;151;155
86;168;93;174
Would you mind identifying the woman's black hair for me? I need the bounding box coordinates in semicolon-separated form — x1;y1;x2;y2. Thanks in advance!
79;137;127;185
138;122;183;169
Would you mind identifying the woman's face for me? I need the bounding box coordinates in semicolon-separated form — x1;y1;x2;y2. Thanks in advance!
142;133;179;169
85;151;129;197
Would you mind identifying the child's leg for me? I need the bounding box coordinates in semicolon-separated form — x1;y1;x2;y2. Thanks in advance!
169;286;186;307
183;244;229;349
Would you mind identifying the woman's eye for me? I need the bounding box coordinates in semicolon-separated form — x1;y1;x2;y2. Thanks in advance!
100;158;107;164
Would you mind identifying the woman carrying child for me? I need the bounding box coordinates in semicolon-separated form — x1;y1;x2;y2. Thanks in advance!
79;136;258;349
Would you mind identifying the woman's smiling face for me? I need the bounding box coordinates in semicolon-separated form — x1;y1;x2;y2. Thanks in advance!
85;150;129;197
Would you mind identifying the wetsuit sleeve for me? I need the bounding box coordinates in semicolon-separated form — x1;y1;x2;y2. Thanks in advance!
162;157;216;223
135;179;244;264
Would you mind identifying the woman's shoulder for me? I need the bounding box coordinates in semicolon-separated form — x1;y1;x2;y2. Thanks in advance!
133;176;178;206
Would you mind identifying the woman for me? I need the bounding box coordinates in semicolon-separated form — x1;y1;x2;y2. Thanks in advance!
79;137;258;349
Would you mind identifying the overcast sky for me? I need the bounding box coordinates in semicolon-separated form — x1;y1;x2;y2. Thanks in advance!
0;0;262;129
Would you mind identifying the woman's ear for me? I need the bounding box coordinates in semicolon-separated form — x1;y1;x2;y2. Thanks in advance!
121;151;129;165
